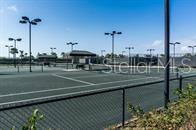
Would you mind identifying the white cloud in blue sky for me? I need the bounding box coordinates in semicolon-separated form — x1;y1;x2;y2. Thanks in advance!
7;5;18;12
179;38;196;53
152;40;163;47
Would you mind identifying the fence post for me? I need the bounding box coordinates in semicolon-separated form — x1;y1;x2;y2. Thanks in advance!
179;75;182;91
122;88;125;127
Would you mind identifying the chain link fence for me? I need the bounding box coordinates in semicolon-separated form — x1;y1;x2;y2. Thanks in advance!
0;75;196;129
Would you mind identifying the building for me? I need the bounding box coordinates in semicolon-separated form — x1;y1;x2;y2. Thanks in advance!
64;50;97;64
37;53;57;65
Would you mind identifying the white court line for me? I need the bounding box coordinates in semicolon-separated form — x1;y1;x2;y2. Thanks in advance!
72;73;134;79
0;85;124;106
52;74;95;85
0;77;164;106
0;76;162;98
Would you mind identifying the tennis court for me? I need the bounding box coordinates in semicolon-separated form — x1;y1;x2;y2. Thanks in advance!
0;66;164;104
0;64;196;105
0;66;196;129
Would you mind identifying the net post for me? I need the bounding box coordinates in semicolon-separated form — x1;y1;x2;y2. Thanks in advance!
17;64;19;73
41;64;44;72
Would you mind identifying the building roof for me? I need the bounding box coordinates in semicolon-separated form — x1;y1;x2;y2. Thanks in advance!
69;50;96;56
37;54;57;59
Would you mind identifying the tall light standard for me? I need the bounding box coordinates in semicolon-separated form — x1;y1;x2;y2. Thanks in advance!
122;51;126;56
8;38;22;49
164;0;170;109
105;31;122;72
67;42;78;68
126;47;134;74
101;50;106;64
50;47;56;53
170;42;181;70
67;42;78;51
101;50;106;56
19;16;42;72
5;45;13;59
147;49;155;65
8;38;22;67
188;45;196;56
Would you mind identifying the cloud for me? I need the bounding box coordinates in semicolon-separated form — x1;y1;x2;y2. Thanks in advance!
181;46;189;52
7;5;18;12
181;39;196;46
176;38;196;52
152;40;162;47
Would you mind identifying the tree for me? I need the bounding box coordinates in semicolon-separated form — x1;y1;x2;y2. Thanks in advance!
37;52;41;57
105;53;111;58
61;52;65;58
184;53;192;57
51;52;57;56
19;50;24;59
10;48;18;55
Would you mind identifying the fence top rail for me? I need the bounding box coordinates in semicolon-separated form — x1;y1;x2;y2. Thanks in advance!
0;74;195;111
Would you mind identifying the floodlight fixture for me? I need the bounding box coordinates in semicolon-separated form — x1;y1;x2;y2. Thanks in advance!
19;20;27;24
22;16;30;21
67;42;78;51
104;30;122;72
19;16;42;72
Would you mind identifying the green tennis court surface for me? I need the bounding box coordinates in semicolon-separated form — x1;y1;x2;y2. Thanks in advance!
0;66;195;105
0;69;162;104
0;66;196;129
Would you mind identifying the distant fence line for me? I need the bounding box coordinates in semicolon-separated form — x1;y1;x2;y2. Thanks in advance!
1;54;196;67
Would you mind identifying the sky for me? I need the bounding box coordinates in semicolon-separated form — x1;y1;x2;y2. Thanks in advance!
0;0;196;57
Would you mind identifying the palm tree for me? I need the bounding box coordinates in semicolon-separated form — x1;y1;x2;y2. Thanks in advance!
19;50;24;58
10;48;18;67
19;50;24;65
24;53;28;57
61;52;65;59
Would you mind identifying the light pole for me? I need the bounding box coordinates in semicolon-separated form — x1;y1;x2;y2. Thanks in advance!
8;38;22;67
19;16;42;72
164;0;170;109
67;42;78;68
170;42;181;70
147;49;155;65
188;45;196;56
19;50;24;65
101;50;106;64
5;45;13;59
126;47;134;74
101;50;106;56
67;42;78;51
105;31;122;72
50;47;56;53
122;51;126;56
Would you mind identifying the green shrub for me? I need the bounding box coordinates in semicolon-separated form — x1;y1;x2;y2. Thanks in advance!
11;109;44;130
128;84;196;130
